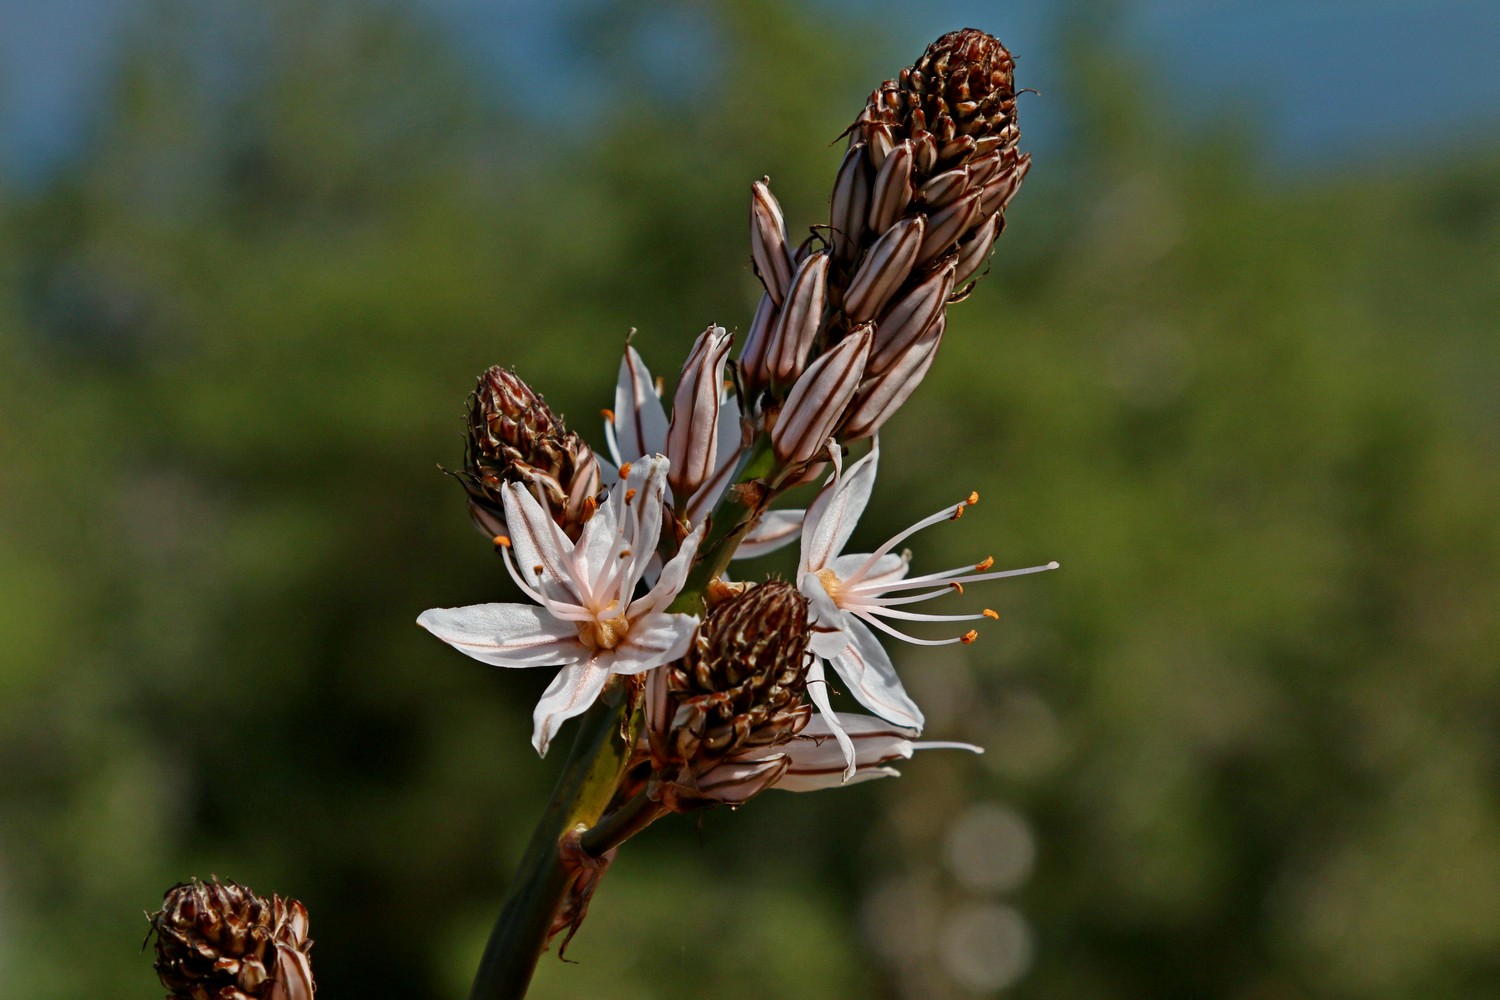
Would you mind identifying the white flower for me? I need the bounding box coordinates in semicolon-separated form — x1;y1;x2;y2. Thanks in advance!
418;455;703;756
686;713;981;804
604;341;801;557
797;438;1058;730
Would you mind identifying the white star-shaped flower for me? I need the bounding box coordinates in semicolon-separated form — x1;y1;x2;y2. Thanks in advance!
419;455;703;755
798;439;1058;731
605;341;802;558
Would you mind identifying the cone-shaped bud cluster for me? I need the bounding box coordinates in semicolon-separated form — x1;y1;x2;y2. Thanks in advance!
461;366;601;541
830;27;1029;437
150;878;315;1000
649;581;813;803
740;29;1026;451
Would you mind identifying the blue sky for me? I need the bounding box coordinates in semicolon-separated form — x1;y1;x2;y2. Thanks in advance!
2;0;1498;182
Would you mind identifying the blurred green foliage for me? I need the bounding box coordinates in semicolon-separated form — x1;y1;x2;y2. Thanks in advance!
1;2;1498;998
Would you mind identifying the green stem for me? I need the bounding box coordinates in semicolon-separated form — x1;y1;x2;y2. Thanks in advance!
579;790;667;856
469;434;786;999
467;682;641;1000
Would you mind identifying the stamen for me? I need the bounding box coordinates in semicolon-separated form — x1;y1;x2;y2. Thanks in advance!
856;610;968;646
950;581;964;594
849;501;968;583
950;505;966;521
492;535;512;549
618;462;632;480
580;496;598;522
960;630;979;644
983;608;999;620
967;491;980;505
601;408;615;422
975;556;995;571
624;488;638;504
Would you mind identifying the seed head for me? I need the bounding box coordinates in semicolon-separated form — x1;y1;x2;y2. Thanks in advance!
654;581;814;775
460;366;601;541
149;877;315;1000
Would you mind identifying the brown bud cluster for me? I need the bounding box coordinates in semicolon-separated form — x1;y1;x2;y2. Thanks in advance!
460;367;601;541
149;878;315;1000
647;581;814;806
741;28;1028;449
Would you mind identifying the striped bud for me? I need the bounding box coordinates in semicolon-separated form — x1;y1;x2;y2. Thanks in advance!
750;179;794;305
737;292;778;391
666;325;733;500
771;324;872;467
842;315;945;441
870;258;956;374
953;211;1002;286
767;250;831;384
830;143;871;263
917;189;983;264
844;216;925;323
868;140;915;234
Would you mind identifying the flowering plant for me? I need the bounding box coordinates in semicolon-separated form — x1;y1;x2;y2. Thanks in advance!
146;27;1053;1000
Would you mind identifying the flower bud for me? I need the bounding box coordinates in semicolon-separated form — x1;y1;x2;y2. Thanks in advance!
149;877;314;1000
647;581;814;808
666;325;733;500
460;367;601;541
842;315;945;441
766;250;831;384
770;325;872;468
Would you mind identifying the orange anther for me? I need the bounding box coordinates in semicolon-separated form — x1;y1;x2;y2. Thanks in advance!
967;491;980;505
601;408;616;423
949;581;965;595
975;556;995;571
618;462;632;480
960;629;980;645
982;608;999;620
492;535;512;548
624;488;638;503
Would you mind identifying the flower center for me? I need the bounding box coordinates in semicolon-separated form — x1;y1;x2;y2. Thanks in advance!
815;567;845;604
579;612;631;650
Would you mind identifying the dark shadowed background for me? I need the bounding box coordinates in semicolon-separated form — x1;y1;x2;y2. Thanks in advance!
2;1;1499;997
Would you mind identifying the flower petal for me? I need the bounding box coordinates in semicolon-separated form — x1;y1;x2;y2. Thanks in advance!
417;603;582;668
823;616;925;730
632;520;704;618
610;611;698;674
831;551;908;587
734;509;806;560
618;455;670;594
804;658;856;777
799;439;880;576
532;657;613;756
771;712;980;792
502;482;581;606
610;345;669;464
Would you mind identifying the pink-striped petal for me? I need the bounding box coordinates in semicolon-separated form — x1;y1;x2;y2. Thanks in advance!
417;603;583;668
531;657;613;756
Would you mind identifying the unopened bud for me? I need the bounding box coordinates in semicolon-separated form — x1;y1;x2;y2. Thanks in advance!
771;325;872;468
149;877;314;1000
461;367;601;541
750;179;794;305
649;581;813;803
842;316;945;440
666;325;733;499
766;251;831;384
